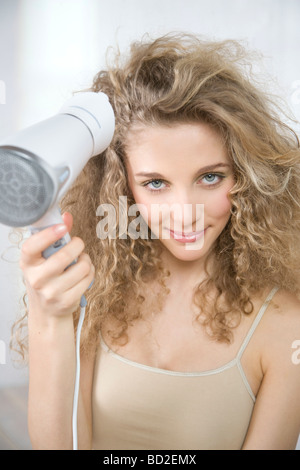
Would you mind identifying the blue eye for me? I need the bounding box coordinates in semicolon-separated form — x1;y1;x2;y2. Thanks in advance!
204;174;217;183
150;180;163;189
144;179;166;191
201;173;224;185
142;173;225;192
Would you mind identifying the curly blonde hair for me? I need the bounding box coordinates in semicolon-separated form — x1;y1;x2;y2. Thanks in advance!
12;33;300;358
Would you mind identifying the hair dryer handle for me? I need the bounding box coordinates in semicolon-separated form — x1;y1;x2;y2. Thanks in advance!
30;206;72;259
29;206;89;307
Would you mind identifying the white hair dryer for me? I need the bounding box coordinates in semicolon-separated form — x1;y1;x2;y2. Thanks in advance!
0;91;115;258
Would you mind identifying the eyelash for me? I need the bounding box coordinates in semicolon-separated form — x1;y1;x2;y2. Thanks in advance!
142;173;226;193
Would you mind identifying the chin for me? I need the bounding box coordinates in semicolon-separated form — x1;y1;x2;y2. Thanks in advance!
158;226;223;263
161;240;209;262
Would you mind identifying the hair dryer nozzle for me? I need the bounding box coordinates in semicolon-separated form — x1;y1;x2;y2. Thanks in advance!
0;147;55;227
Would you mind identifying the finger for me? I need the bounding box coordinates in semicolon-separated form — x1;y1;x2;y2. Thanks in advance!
60;253;94;291
44;254;94;294
39;237;86;278
20;223;68;266
61;211;73;233
43;261;95;313
63;266;95;309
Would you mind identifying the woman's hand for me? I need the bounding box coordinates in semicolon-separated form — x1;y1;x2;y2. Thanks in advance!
19;212;95;319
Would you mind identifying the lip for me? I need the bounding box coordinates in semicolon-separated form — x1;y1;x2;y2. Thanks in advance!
167;228;206;243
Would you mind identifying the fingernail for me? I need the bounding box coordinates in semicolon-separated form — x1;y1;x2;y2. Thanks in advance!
53;224;67;235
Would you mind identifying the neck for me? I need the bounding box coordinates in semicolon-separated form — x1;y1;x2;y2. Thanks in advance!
160;247;212;290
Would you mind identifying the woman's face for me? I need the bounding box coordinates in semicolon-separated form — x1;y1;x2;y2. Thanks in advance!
125;122;234;262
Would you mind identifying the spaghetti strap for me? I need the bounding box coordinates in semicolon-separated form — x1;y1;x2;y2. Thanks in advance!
236;286;279;360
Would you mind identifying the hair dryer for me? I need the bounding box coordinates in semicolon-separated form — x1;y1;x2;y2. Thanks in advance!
0;91;115;260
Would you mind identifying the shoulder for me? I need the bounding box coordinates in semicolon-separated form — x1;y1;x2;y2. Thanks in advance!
258;288;300;373
242;288;300;449
265;287;300;329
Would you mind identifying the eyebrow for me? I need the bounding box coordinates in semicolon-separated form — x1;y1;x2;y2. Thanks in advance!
135;163;230;179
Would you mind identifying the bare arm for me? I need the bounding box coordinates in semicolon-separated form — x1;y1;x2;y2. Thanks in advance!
20;213;95;449
242;292;300;450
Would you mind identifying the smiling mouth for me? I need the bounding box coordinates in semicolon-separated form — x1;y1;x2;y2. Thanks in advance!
167;228;207;243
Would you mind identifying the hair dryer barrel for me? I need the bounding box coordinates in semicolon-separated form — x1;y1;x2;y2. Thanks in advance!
0;92;115;183
59;91;115;156
1;113;94;179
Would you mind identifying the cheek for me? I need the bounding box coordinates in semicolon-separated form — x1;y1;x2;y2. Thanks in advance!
205;187;232;221
130;189;154;227
130;187;150;214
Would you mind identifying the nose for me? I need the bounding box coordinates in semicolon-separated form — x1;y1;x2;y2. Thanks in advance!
166;189;204;233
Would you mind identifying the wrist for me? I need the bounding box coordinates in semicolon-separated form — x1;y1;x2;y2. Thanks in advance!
28;306;75;336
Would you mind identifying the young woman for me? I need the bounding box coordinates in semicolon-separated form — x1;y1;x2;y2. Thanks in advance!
17;33;300;450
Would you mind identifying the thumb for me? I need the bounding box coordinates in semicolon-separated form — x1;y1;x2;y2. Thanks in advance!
61;211;73;233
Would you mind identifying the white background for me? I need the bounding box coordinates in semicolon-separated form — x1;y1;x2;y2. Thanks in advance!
0;0;299;448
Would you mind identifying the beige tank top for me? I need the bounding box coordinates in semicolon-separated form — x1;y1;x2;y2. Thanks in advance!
92;287;278;450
